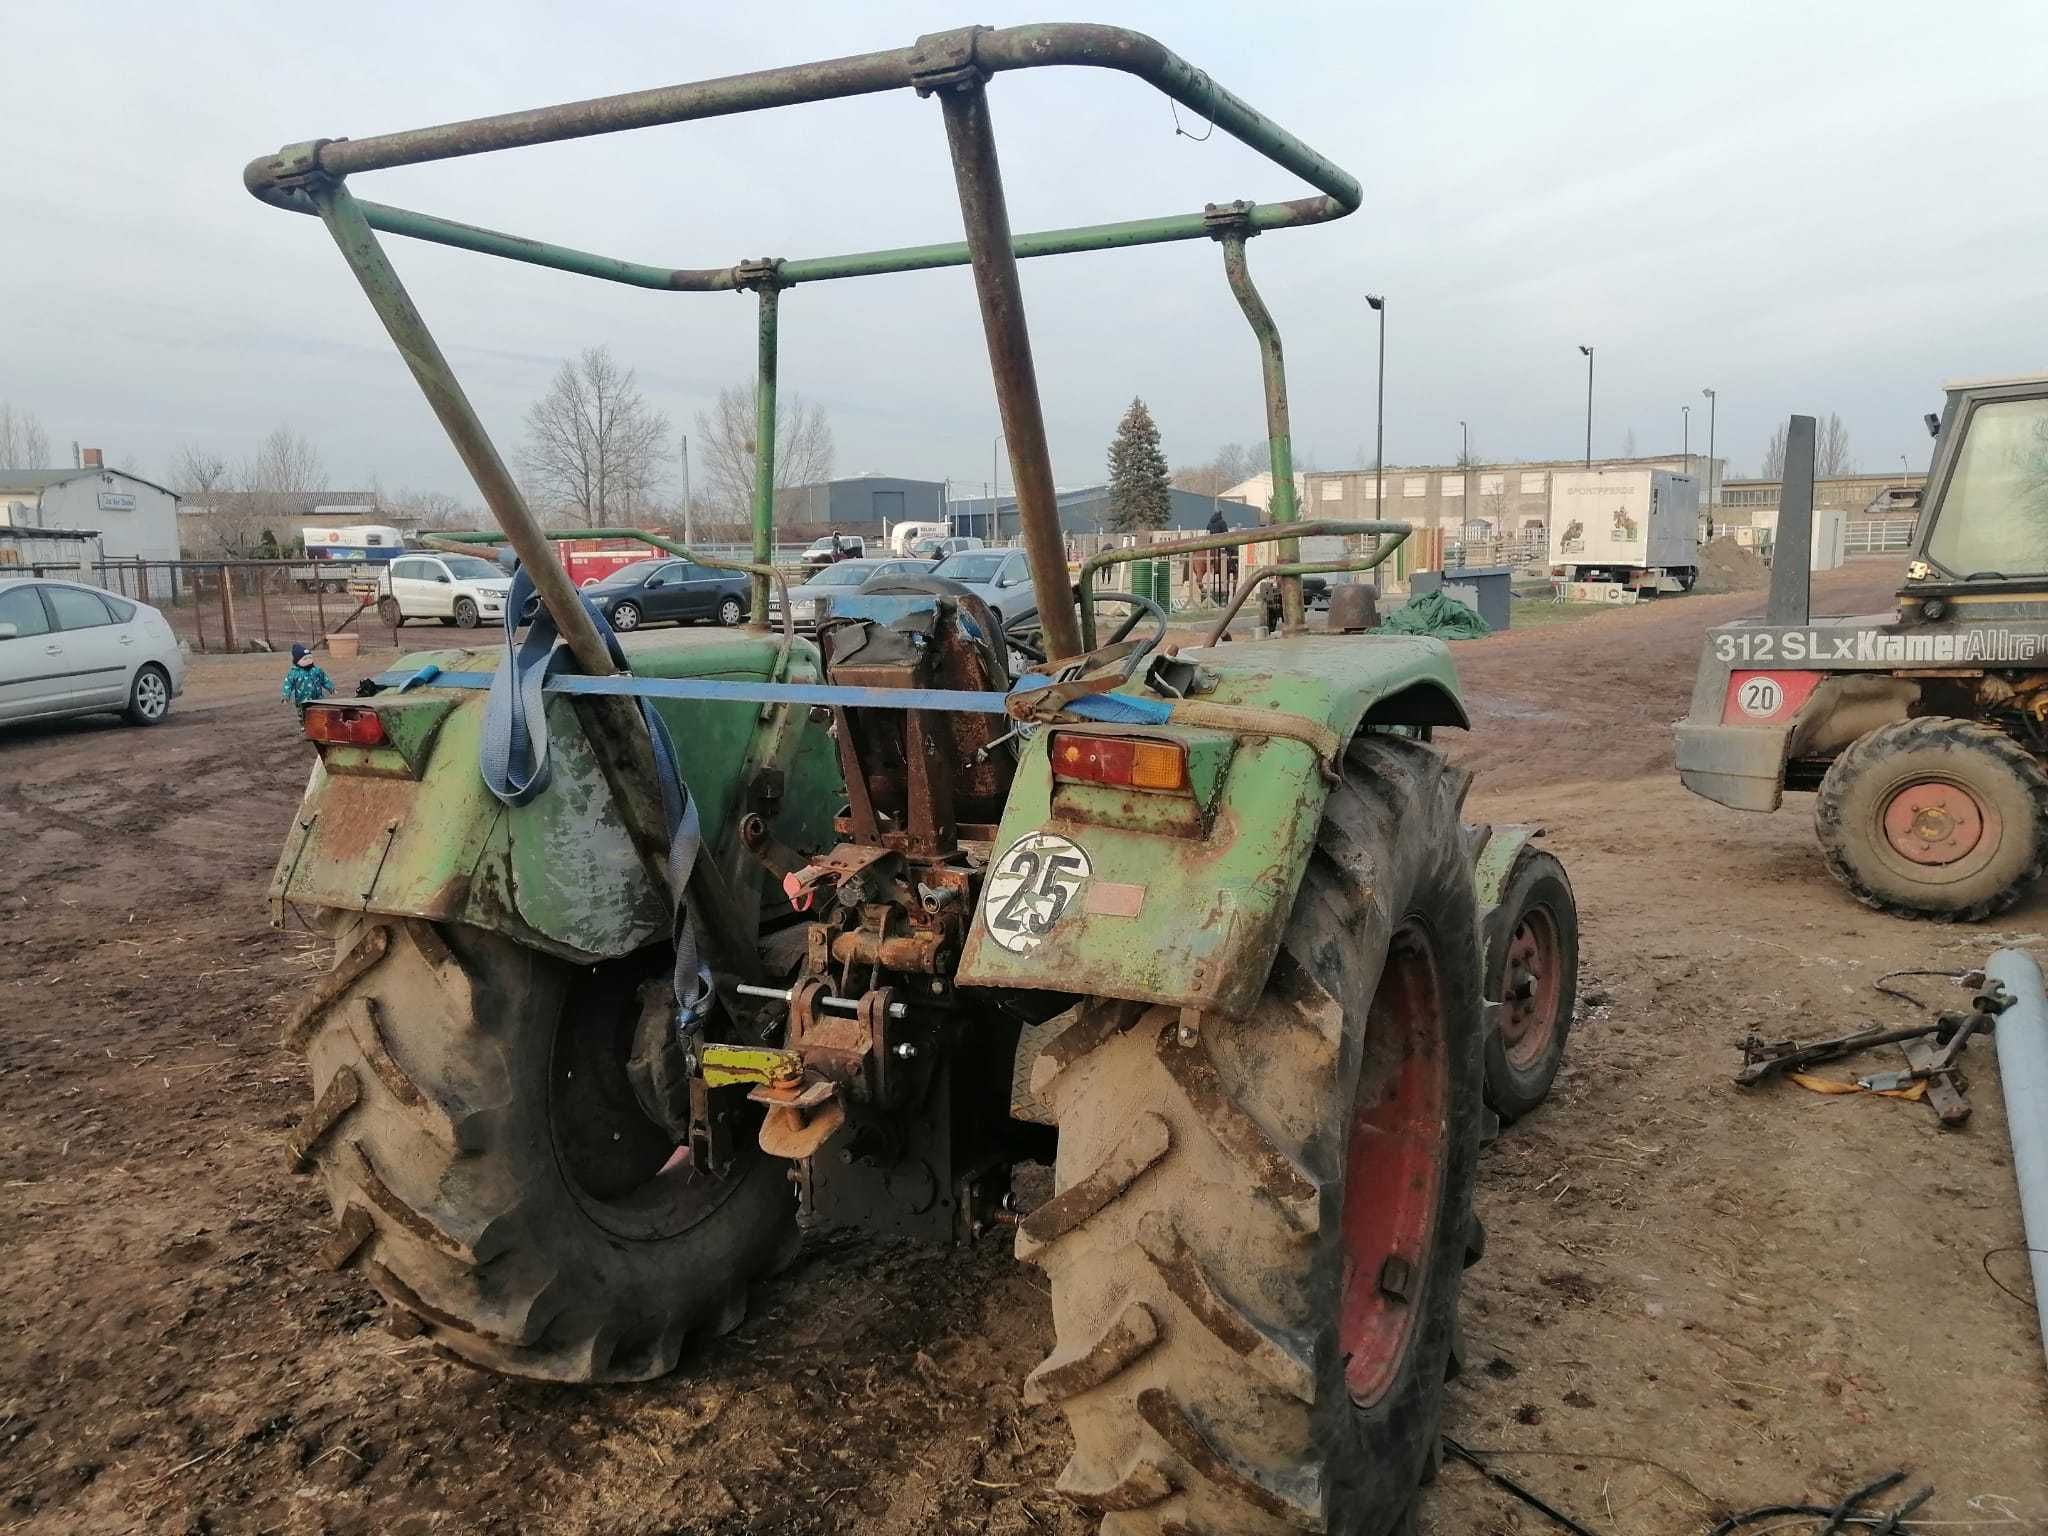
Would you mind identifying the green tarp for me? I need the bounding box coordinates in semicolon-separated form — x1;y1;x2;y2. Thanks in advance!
1381;588;1491;639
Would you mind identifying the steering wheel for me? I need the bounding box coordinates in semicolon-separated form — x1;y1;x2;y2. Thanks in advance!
1004;589;1168;672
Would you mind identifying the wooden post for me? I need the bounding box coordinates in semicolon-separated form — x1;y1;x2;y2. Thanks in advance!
219;564;239;652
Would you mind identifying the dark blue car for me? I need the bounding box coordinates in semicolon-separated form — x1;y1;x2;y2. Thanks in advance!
586;558;751;632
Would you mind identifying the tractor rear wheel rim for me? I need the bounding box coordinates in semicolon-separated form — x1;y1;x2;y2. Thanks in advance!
549;970;736;1242
1498;908;1563;1071
1338;922;1449;1406
1881;777;1990;867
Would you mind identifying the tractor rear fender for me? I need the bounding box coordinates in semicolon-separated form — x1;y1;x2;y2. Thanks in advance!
956;635;1469;1020
268;635;841;962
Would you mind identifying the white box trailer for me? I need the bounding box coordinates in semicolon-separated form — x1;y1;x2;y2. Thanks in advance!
1549;468;1700;589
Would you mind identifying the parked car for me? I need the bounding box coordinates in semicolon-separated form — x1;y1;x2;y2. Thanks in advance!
585;558;751;631
376;553;513;629
909;534;984;561
800;534;866;569
0;577;186;729
927;546;1035;623
776;558;936;628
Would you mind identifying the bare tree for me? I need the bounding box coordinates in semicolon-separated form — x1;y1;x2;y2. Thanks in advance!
1171;441;1258;497
693;382;835;527
169;444;231;501
1760;422;1788;481
1816;412;1855;477
188;425;326;555
0;403;51;468
522;346;672;527
390;488;480;530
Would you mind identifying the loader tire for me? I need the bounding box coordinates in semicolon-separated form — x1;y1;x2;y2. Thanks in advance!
285;915;794;1382
1815;717;2048;921
1022;734;1485;1536
1482;849;1578;1123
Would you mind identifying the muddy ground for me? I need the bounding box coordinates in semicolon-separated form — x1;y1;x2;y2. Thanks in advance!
2;560;2044;1534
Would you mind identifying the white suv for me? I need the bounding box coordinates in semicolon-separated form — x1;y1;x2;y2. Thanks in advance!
378;554;513;629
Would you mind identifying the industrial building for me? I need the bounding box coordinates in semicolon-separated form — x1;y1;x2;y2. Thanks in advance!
949;484;1253;542
774;475;946;541
1301;454;1722;541
1710;472;1925;552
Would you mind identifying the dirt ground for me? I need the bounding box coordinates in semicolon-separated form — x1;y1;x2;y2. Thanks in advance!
3;558;2044;1534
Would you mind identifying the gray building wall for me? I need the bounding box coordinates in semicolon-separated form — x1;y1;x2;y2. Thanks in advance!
1;469;180;564
950;485;1255;540
777;477;946;537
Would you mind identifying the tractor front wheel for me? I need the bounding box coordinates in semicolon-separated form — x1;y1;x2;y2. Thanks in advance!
1483;848;1578;1123
285;916;794;1381
1815;717;2048;920
1023;735;1483;1535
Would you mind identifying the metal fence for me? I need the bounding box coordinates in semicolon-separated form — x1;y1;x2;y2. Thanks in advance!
1844;517;1917;554
84;558;408;655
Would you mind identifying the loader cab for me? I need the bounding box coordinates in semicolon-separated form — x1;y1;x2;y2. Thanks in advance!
1904;374;2048;600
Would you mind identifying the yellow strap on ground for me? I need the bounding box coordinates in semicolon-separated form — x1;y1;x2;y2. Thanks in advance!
1786;1071;1928;1102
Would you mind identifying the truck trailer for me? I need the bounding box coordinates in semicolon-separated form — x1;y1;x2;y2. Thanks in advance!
1549;467;1700;591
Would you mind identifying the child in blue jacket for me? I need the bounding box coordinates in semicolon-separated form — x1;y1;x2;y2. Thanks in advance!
281;644;335;711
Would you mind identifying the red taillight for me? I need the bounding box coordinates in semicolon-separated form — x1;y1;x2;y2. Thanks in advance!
304;704;386;747
1050;732;1189;792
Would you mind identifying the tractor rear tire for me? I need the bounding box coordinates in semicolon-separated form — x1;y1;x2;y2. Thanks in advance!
1022;735;1484;1536
284;915;795;1382
1482;849;1578;1123
1815;717;2048;921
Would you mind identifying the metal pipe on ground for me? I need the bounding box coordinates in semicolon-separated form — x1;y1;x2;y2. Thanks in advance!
1988;947;2048;1373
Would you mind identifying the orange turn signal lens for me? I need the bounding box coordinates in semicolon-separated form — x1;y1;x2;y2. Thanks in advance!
303;704;386;747
1050;732;1189;793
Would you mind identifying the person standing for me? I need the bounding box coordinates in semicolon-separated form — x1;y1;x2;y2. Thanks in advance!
281;643;335;713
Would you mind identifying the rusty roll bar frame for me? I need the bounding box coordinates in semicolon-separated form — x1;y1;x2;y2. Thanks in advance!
246;21;1359;671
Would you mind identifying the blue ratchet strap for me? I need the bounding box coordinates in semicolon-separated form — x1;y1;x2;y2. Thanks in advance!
481;566;713;1033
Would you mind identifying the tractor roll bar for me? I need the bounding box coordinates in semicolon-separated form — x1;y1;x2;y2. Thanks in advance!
247;22;1359;667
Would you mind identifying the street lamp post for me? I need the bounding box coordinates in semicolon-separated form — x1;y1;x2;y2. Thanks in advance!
1682;404;1690;479
1460;419;1469;467
1701;387;1717;514
1365;295;1386;521
1578;346;1594;466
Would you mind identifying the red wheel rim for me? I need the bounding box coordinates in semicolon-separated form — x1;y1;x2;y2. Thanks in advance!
1338;923;1449;1406
1881;778;1991;867
1497;906;1564;1071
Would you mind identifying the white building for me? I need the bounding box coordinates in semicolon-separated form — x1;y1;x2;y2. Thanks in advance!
1218;471;1307;516
0;458;181;567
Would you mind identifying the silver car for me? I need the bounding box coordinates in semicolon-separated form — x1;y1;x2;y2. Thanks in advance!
775;557;936;628
927;547;1035;623
0;578;187;728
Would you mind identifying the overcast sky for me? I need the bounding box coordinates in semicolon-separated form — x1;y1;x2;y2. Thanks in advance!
6;0;2045;504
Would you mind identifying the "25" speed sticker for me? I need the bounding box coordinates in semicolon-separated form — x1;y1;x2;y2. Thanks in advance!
983;833;1092;953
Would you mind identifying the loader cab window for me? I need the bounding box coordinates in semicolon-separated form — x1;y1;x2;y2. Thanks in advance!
1922;396;2048;577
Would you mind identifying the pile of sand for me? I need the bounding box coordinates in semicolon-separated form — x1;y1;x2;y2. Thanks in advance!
1694;536;1769;594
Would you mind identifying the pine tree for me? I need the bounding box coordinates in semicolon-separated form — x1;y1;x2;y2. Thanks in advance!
1106;397;1172;533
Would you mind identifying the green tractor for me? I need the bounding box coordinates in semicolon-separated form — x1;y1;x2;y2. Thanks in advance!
251;25;1578;1533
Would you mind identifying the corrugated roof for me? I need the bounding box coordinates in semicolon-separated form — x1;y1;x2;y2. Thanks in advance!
0;466;182;499
0;524;100;540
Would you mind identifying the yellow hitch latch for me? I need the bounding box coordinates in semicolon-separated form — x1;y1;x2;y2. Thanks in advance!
698;1043;804;1091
